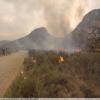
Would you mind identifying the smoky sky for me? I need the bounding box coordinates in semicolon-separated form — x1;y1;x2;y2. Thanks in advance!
0;0;100;40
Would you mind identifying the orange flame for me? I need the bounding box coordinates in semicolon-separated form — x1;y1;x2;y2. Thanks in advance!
58;56;64;63
32;57;37;64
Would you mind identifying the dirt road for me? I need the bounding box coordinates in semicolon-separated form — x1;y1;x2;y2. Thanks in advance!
0;51;27;97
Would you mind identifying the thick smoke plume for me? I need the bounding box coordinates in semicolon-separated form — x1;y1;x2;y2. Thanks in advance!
41;0;88;36
0;0;100;52
1;0;100;38
0;0;93;39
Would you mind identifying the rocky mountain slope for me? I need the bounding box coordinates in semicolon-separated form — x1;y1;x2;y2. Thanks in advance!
72;9;100;51
0;9;100;52
0;27;64;52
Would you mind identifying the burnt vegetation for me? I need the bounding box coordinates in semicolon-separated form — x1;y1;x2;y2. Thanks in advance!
3;9;100;98
5;50;100;98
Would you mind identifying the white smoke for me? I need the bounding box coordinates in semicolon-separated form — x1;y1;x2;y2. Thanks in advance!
0;0;100;39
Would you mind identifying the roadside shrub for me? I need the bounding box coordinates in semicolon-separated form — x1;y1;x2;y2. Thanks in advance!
5;51;100;98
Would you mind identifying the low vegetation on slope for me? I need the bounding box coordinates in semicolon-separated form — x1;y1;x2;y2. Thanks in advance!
5;51;100;98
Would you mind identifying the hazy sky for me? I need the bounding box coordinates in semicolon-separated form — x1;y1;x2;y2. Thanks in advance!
0;0;100;40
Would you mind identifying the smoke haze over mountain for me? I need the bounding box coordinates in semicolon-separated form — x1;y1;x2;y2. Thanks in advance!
0;0;100;40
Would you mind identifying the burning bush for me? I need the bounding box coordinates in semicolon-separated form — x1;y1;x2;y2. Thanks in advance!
58;56;65;63
5;51;100;98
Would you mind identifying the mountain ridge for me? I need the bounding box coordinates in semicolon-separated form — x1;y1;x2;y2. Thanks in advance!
0;27;65;52
0;9;100;52
72;9;100;51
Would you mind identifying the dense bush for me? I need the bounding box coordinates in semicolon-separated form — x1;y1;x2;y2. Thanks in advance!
5;51;100;98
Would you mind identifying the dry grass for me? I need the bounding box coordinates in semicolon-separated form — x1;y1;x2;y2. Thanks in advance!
5;51;100;98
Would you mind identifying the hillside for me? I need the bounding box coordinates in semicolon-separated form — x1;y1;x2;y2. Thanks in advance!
0;27;64;52
5;51;100;97
72;9;100;51
2;9;100;98
0;10;100;53
0;40;10;47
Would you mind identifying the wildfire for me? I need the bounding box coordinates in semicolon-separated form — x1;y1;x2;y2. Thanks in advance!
31;57;37;64
58;56;64;63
